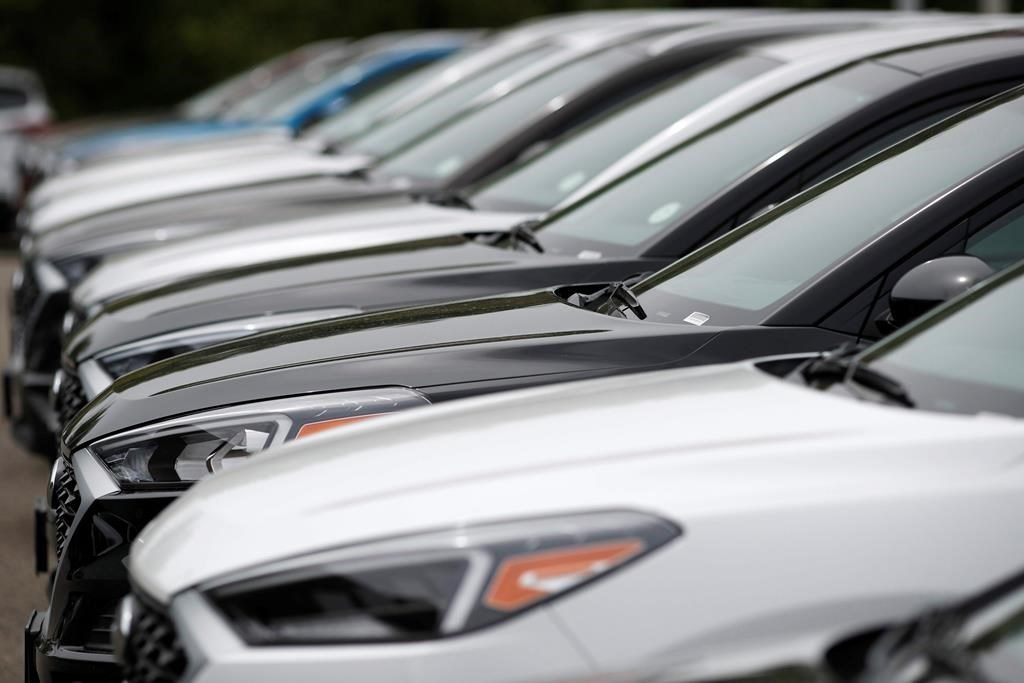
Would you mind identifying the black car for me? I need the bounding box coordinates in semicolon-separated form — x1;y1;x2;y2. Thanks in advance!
11;14;938;454
65;30;1024;404
35;82;1024;683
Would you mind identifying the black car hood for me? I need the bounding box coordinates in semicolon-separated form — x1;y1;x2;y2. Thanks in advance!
33;175;428;263
69;235;664;360
65;292;720;448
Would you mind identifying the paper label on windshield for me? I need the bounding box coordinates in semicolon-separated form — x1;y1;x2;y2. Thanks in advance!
577;250;602;260
683;312;710;326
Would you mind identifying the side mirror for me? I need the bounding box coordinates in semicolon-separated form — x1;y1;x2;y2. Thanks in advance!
887;255;994;329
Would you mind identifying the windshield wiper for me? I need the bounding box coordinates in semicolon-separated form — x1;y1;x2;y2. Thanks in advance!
578;279;647;320
423;190;475;211
863;609;992;683
800;343;915;407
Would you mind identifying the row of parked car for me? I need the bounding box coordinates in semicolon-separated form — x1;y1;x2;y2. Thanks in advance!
6;9;1024;683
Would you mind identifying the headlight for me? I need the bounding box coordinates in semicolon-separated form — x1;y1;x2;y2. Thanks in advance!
206;510;679;645
88;388;428;485
52;254;100;285
95;308;361;378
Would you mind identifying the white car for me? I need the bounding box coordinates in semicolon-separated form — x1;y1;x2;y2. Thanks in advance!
118;260;1024;683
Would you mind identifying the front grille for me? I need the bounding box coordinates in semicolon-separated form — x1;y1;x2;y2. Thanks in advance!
53;462;80;558
84;607;117;652
123;599;188;683
57;366;87;430
11;261;39;355
14;261;39;324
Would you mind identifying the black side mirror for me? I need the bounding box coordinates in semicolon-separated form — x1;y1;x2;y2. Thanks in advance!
886;255;994;329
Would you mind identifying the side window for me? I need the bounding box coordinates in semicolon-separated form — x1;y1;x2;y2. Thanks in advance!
966;204;1024;271
0;87;28;110
802;103;970;189
855;191;1024;341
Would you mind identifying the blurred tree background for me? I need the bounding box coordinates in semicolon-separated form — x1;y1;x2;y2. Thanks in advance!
0;0;1005;119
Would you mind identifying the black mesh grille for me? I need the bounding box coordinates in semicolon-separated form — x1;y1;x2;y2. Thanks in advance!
84;607;117;652
57;366;87;430
14;262;39;324
11;262;39;355
123;599;188;683
53;462;80;559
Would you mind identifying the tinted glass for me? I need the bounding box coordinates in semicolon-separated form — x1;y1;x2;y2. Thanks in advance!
374;49;632;181
632;96;1024;327
471;55;781;213
307;53;468;144
967;204;1024;271
537;62;915;256
0;87;28;109
224;52;356;121
974;588;1024;680
864;267;1024;418
349;45;558;158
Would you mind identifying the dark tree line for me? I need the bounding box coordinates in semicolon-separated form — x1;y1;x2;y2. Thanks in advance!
0;0;1001;119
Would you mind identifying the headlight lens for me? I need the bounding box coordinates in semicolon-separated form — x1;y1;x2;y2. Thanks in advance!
89;388;428;485
53;254;100;285
206;511;680;645
96;308;361;378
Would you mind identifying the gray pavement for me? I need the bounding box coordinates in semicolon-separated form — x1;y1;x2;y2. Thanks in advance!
0;253;53;683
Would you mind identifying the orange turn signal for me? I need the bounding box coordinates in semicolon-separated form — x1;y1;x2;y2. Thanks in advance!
484;540;644;612
296;414;384;439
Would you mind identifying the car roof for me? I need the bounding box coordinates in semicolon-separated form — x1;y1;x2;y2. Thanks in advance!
567;21;1024;206
646;10;964;56
0;66;44;93
877;32;1024;74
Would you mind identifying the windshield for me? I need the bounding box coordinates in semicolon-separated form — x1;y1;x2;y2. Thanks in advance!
859;266;1024;419
373;48;633;182
969;584;1024;681
348;44;559;159
629;92;1024;328
222;51;356;121
470;54;782;213
534;62;916;258
181;46;311;120
306;52;469;144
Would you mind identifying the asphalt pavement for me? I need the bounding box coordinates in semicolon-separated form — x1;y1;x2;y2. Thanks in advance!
0;253;53;683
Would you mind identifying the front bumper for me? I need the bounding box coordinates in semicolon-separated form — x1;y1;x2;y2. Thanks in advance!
120;590;591;683
30;448;183;683
6;258;70;455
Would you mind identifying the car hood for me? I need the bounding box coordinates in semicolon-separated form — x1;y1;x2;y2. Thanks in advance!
66;291;713;447
31;136;304;207
71;204;533;308
28;149;378;233
33;172;392;265
59;119;277;162
129;360;1024;602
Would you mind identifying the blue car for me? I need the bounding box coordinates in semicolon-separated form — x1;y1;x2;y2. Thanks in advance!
58;32;474;164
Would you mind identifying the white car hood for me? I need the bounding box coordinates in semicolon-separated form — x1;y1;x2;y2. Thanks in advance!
29;150;374;233
31;138;303;207
131;361;1024;602
74;203;531;307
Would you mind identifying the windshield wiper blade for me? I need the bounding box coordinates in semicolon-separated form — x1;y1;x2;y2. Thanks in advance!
472;219;545;252
507;219;543;252
578;280;647;320
800;343;914;407
423;190;475;211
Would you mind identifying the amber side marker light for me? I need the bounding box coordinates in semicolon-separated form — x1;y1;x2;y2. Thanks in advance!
485;540;645;611
296;414;386;439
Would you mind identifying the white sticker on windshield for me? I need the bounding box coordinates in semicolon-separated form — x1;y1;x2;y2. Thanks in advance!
683;312;710;326
435;156;463;177
557;171;587;194
577;250;602;260
648;201;682;225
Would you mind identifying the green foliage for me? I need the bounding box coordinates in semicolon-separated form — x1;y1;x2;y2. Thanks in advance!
0;0;988;118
